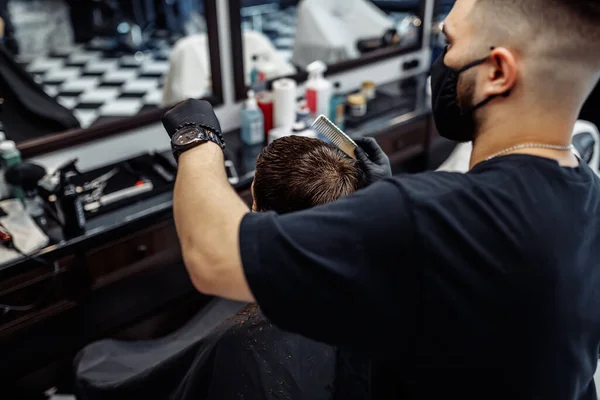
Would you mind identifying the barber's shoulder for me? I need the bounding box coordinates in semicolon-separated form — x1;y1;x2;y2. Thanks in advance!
385;171;474;201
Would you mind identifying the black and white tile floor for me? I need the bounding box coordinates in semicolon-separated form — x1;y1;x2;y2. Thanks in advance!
19;36;174;129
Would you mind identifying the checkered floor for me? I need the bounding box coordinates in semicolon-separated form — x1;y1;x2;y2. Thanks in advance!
19;36;175;129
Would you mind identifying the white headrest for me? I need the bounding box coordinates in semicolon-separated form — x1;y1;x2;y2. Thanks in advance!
572;120;600;175
435;120;600;174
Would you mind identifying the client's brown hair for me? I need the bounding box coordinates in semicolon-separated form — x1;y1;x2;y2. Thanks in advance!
253;136;366;214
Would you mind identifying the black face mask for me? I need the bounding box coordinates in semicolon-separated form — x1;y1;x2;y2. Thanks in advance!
431;46;509;142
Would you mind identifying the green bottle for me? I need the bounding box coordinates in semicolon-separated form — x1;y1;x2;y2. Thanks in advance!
329;82;346;130
0;140;24;202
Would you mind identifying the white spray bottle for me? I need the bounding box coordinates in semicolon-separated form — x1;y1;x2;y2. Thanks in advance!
305;60;332;118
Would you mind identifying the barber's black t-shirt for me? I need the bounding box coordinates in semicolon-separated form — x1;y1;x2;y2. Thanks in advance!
240;155;600;400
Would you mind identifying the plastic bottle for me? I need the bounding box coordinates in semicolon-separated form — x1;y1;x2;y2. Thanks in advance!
305;61;332;118
329;82;346;130
0;125;10;200
241;90;265;146
0;140;24;202
250;55;261;85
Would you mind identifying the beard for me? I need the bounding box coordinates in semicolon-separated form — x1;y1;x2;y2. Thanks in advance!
456;72;482;140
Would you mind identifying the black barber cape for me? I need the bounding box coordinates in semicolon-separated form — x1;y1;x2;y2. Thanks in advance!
240;155;600;400
173;304;369;399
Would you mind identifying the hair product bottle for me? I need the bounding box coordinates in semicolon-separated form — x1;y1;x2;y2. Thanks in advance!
250;55;261;85
0;140;24;202
241;90;265;146
306;61;332;118
329;82;346;129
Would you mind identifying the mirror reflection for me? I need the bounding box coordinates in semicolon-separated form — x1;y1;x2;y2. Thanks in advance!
240;0;423;85
0;0;212;141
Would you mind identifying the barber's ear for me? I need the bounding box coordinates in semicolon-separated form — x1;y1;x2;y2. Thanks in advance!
483;47;517;97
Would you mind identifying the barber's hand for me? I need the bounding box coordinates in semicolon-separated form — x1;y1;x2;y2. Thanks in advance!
162;98;223;139
355;137;392;185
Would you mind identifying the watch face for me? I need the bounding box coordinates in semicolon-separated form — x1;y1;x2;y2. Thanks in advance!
173;126;203;146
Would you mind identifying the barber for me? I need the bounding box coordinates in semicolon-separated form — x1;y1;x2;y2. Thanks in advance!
163;0;600;398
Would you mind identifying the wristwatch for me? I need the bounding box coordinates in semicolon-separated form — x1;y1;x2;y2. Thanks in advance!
171;124;225;161
162;99;226;162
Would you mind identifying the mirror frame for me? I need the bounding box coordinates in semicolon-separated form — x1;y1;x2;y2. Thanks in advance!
18;0;224;158
229;0;427;101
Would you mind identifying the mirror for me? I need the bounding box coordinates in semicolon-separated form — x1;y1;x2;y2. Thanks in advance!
0;0;222;156
230;0;425;98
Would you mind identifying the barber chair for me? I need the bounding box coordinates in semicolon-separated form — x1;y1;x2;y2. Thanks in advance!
161;34;211;106
74;300;246;400
161;30;296;106
291;0;394;68
435;120;600;174
572;120;600;174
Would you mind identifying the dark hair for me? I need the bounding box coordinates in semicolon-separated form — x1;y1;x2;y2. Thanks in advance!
253;136;366;214
475;0;600;62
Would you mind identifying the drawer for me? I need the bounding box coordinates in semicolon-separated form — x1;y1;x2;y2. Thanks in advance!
370;118;428;163
85;220;180;283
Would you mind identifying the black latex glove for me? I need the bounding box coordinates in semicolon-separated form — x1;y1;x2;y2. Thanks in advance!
354;137;392;185
162;99;224;142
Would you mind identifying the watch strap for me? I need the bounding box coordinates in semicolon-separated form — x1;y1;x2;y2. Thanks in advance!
174;122;226;150
171;127;225;162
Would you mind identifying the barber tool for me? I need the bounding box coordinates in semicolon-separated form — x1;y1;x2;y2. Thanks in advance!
84;180;154;213
80;167;119;205
151;163;175;183
311;115;357;159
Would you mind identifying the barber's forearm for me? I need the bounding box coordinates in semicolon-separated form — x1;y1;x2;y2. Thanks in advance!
174;143;254;301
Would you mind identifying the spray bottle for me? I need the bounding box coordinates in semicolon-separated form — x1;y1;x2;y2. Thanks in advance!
305;61;332;118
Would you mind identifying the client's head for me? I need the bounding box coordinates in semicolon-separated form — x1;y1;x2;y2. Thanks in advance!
252;136;366;214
